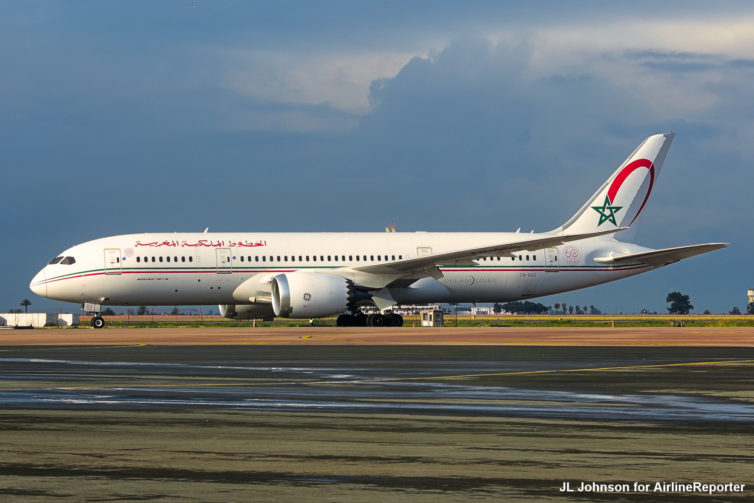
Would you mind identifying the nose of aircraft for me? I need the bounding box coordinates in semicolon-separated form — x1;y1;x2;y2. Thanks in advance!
30;268;47;298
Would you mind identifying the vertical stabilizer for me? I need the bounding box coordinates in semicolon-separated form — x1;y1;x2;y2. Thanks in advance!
555;133;674;234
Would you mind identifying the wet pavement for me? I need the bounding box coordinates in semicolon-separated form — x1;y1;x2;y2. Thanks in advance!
2;345;754;502
2;345;753;423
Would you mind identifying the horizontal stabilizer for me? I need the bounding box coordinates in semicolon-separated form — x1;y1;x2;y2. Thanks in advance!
594;243;727;267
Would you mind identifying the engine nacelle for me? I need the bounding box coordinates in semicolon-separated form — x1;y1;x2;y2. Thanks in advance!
270;272;352;318
219;304;275;321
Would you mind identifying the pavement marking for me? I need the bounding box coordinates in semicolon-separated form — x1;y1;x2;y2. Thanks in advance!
361;359;754;382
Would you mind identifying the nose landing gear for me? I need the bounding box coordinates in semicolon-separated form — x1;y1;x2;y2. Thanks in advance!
82;302;106;329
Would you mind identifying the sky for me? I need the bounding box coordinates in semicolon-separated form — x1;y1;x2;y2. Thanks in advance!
2;1;752;314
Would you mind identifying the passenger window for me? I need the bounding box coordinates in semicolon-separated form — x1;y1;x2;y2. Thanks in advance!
49;256;63;265
262;256;266;262
370;255;374;261
255;256;259;262
533;255;537;261
526;255;529;261
349;255;353;261
334;256;338;262
392;255;395;260
328;255;331;261
320;255;324;261
299;256;302;261
291;256;295;262
167;256;171;262
284;256;288;261
355;255;360;261
240;256;244;262
189;256;193;262
159;257;163;263
137;257;141;263
151;257;156;263
182;257;186;262
399;255;402;259
306;255;310;261
276;256;280;262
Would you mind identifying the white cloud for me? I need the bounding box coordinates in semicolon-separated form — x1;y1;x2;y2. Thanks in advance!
526;16;754;62
489;17;754;120
221;49;424;114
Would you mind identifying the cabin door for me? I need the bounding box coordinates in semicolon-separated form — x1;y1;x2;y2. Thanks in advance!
545;248;559;272
215;248;232;274
104;248;122;275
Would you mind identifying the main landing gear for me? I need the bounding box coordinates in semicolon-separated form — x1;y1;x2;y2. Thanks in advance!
336;311;403;327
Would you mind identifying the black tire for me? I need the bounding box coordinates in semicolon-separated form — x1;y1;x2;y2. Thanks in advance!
336;314;353;327
354;313;367;327
367;313;385;327
92;316;106;329
386;313;403;327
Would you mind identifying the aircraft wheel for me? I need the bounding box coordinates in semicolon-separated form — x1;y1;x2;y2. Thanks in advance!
336;314;353;327
386;313;403;327
92;316;106;329
367;313;385;327
354;313;367;327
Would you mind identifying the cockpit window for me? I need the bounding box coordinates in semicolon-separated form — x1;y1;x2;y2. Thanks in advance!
48;256;64;264
60;256;76;265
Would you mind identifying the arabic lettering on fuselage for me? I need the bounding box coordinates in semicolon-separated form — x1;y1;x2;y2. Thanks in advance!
135;239;267;248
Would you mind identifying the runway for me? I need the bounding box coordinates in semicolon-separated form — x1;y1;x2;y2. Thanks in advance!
2;331;753;501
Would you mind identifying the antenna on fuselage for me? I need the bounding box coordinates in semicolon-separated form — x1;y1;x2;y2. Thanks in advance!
202;227;209;233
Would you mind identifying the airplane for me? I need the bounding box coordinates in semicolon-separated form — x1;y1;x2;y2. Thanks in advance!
30;133;726;328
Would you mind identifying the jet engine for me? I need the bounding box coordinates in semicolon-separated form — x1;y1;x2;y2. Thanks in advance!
270;272;354;318
218;303;275;321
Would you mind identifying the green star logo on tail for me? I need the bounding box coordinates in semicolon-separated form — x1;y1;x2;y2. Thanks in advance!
592;195;622;226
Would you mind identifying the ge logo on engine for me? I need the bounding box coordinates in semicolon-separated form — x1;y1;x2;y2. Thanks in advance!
303;293;312;301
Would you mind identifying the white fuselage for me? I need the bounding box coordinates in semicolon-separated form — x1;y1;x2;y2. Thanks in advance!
30;232;651;307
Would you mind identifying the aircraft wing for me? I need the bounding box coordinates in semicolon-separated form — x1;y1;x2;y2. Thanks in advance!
354;227;626;277
593;243;728;267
